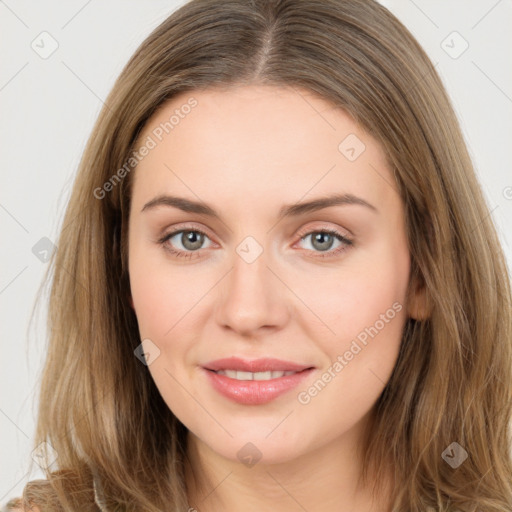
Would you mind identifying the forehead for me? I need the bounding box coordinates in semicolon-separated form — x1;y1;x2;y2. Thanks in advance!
130;85;397;216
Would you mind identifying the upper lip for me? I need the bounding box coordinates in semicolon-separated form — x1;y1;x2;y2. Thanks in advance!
203;357;313;373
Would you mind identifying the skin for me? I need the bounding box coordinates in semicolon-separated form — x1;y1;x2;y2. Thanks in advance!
128;85;426;511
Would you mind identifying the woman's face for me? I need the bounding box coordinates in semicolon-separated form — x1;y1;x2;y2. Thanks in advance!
128;85;419;465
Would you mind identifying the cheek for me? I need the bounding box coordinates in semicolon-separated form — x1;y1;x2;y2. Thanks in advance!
128;250;204;402
130;268;174;339
128;244;217;388
291;234;410;410
292;243;410;353
292;268;408;443
129;242;204;338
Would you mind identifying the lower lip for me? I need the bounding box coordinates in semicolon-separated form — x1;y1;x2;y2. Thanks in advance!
202;368;315;405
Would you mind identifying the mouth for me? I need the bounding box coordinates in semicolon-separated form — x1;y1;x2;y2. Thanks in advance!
203;356;313;374
207;369;305;380
201;357;315;405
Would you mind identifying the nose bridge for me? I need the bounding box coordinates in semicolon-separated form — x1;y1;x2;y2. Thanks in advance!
215;235;289;334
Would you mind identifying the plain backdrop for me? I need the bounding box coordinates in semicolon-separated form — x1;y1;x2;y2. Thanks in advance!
1;0;511;504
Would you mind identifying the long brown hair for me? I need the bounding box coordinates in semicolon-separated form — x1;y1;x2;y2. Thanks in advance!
8;0;512;510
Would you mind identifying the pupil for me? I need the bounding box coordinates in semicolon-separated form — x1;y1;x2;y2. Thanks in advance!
183;231;203;250
313;233;333;251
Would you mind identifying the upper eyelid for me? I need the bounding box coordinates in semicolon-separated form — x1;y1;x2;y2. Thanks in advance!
162;221;352;239
161;224;352;249
296;224;352;238
160;223;214;240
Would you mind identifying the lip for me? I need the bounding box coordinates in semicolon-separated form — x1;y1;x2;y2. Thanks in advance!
203;357;313;373
201;357;315;405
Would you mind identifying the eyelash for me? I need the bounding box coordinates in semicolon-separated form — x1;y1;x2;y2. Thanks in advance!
157;226;353;260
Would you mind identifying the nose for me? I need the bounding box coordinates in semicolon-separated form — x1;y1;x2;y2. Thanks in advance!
215;245;290;337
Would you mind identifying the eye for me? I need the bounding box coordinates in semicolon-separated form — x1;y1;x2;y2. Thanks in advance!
157;226;353;260
295;228;353;258
158;228;213;259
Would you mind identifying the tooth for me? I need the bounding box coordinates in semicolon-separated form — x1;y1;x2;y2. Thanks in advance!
236;371;254;380
215;369;298;380
253;371;272;380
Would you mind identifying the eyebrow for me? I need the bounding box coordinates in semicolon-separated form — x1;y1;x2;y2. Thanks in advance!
141;193;378;219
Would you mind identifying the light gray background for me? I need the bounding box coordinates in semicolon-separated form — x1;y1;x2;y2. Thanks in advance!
1;0;511;504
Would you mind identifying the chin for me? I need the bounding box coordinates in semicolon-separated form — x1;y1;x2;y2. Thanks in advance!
194;425;309;466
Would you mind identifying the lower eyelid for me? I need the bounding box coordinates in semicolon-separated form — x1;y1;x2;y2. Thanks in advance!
163;229;213;247
160;228;352;257
295;232;352;254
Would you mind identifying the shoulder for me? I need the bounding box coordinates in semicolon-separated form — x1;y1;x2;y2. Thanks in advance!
1;497;41;512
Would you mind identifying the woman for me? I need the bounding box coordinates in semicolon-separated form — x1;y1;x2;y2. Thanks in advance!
4;0;512;510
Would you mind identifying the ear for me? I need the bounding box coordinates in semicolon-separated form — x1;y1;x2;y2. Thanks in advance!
407;274;430;320
128;294;135;310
